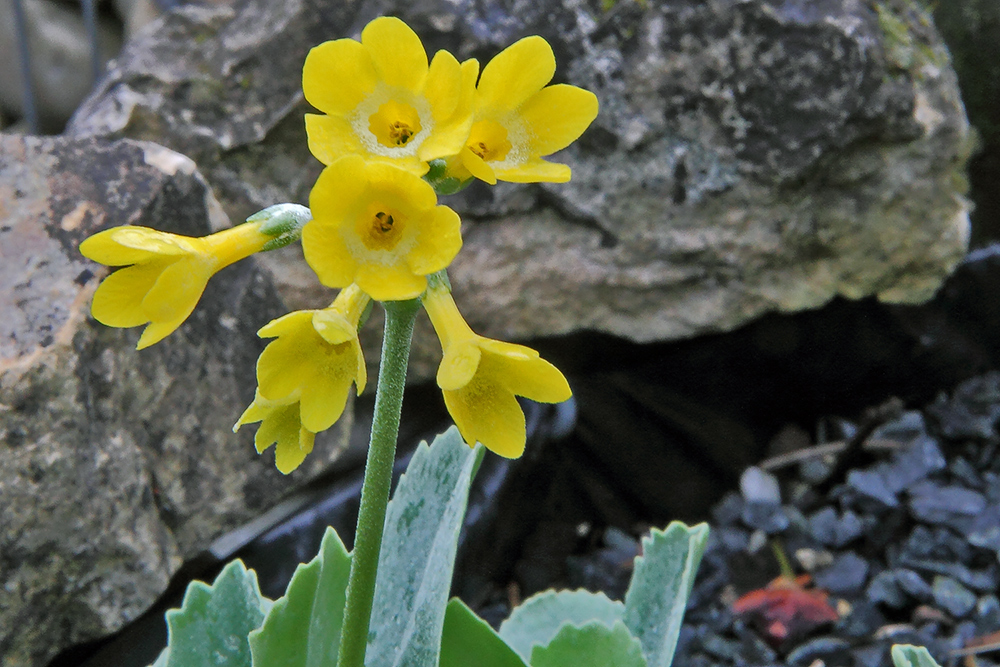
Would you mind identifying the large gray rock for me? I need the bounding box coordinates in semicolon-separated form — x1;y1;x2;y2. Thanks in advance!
67;0;971;382
0;134;350;667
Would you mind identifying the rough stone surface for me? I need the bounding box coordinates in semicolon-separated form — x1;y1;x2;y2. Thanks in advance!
67;0;971;382
0;134;350;667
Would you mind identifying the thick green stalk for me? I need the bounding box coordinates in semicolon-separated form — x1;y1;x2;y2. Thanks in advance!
338;299;420;667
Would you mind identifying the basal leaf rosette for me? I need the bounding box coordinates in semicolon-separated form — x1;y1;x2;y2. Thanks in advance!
303;155;462;301
423;284;571;458
303;16;477;176
235;285;370;473
79;223;273;349
457;35;599;185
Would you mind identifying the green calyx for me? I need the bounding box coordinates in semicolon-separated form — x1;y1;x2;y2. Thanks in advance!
424;159;475;195
249;203;313;251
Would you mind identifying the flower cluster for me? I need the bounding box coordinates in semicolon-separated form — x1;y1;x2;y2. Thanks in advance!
80;16;596;471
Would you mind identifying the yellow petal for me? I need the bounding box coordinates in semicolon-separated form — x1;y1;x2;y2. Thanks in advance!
364;160;438;213
476;36;555;112
311;309;356;345
491;352;572;404
140;256;213;324
458;146;497;185
519;84;598;156
406;205;462;274
355;262;427;301
258;309;314;339
310;156;370;219
362;16;428;91
444;366;527;458
136;318;185;350
80;227;192;265
417;117;473;162
437;340;482;391
369;154;431;177
302;222;358;289
493;159;571;183
234;392;270;432
302;39;378;116
353;338;368;394
299;363;352;433
424;49;464;122
249;400;297;451
90;261;170;327
257;319;315;402
305;114;364;166
274;426;315;474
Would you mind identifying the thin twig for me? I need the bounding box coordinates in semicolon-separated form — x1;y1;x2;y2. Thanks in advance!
759;438;905;471
816;397;905;495
950;640;1000;658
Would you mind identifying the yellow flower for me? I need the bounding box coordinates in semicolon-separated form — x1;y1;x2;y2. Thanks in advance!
422;283;571;458
79;220;281;349
456;35;599;185
234;284;370;473
234;393;317;475
303;155;462;301
302;16;478;176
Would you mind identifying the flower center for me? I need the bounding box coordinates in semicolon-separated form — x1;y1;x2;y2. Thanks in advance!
357;204;406;251
466;120;512;162
369;100;423;148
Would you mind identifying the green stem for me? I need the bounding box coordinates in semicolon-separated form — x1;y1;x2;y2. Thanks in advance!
338;299;420;667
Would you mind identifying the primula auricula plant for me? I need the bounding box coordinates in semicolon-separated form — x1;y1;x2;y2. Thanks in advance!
80;16;718;667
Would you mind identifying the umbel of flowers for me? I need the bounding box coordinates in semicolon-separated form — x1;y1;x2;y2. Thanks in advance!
81;16;596;471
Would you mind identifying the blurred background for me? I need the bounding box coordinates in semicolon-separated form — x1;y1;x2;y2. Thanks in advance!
4;1;1000;666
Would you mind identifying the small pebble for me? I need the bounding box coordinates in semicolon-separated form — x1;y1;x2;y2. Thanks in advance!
894;569;932;602
932;576;976;618
975;595;1000;634
908;481;987;524
871;411;927;443
847;469;899;507
699;632;740;661
795;547;834;572
712;492;744;525
950;456;983;490
883;435;946;493
740;467;781;504
867;570;906;608
800;457;835;484
837;599;885;638
815;552;869;596
735;626;778;664
964;503;1000;552
786;636;852;666
852;643;887;667
741;502;789;534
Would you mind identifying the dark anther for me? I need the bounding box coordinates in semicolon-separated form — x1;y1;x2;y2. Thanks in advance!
375;211;394;232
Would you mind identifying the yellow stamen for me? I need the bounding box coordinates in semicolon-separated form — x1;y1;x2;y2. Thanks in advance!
369;100;423;148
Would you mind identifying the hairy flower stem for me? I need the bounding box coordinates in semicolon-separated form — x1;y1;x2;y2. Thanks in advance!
338;298;420;667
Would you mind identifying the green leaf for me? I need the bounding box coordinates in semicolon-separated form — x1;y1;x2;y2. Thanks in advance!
623;522;709;667
498;590;625;662
366;427;484;667
891;645;942;667
159;559;270;667
530;621;647;667
439;598;528;667
248;527;352;667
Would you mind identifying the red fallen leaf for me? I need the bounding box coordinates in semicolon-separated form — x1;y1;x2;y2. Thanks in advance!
732;574;840;645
